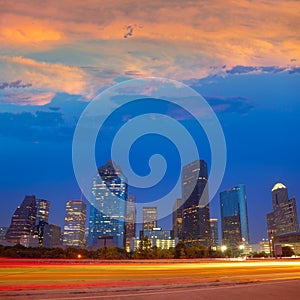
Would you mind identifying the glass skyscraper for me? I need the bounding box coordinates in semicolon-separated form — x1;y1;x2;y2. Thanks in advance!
36;198;50;225
125;194;136;252
88;161;127;248
172;198;183;240
209;218;219;248
142;206;158;230
220;184;250;248
182;160;210;246
63;200;86;248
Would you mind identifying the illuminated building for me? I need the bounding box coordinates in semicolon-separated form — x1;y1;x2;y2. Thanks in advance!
63;200;86;248
210;218;219;248
134;228;176;250
5;195;37;244
182;160;211;246
267;183;299;236
142;206;158;230
125;194;136;252
172;198;182;240
0;227;8;240
36;199;50;225
220;184;250;248
88;161;127;248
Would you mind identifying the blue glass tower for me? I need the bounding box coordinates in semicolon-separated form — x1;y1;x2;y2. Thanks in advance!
220;184;250;248
88;161;127;248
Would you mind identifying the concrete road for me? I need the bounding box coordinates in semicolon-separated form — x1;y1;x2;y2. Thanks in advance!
1;279;300;300
1;259;300;299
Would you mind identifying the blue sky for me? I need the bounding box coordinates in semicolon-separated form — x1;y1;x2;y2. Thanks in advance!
1;0;300;243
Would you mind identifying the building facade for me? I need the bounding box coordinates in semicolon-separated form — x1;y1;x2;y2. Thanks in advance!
63;200;86;248
220;184;250;248
42;224;62;248
36;199;50;225
142;206;158;230
125;194;136;252
267;183;299;236
88;161;127;248
209;218;219;248
5;195;37;244
182;160;211;246
133;228;176;250
172;198;183;240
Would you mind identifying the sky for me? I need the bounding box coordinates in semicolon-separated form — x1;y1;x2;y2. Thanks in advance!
0;0;300;243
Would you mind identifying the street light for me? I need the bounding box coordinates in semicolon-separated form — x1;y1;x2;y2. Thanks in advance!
221;245;227;252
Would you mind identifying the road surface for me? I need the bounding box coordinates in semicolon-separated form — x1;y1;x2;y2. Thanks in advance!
1;259;300;299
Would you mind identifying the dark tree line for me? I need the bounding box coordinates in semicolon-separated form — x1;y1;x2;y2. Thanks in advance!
0;239;295;259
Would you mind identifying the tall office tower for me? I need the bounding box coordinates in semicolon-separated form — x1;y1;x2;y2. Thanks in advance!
267;183;299;236
88;161;127;248
43;224;62;248
63;200;86;248
182;160;211;246
172;198;183;239
36;199;50;225
142;206;158;230
5;195;37;244
220;184;250;248
209;218;219;248
125;194;136;252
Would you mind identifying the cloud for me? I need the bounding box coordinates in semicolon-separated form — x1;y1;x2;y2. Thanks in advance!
0;111;73;142
0;0;300;106
0;80;32;90
0;91;55;106
205;96;254;115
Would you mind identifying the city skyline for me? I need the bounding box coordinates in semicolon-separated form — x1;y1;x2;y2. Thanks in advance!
1;159;300;245
1;0;300;245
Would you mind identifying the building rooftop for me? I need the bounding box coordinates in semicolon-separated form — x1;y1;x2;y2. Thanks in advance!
272;183;287;192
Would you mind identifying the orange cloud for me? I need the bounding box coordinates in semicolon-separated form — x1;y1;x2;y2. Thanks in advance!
0;0;299;105
1;91;55;106
1;56;94;97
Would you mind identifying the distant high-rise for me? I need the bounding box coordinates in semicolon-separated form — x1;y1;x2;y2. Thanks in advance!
88;161;127;248
5;195;37;244
172;198;183;239
36;199;50;225
210;218;219;248
267;183;299;236
220;184;250;248
125;194;136;252
63;200;86;248
43;224;62;248
142;207;158;230
182;160;210;246
0;227;8;240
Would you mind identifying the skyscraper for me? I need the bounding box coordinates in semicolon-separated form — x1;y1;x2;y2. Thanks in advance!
182;160;210;246
267;183;299;235
36;199;50;225
63;200;86;248
42;224;62;248
5;195;37;244
210;218;219;248
172;198;183;239
125;194;136;252
220;184;250;248
88;161;127;248
142;206;158;230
